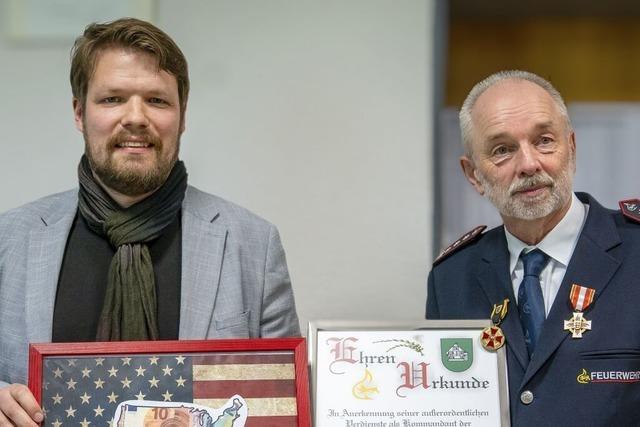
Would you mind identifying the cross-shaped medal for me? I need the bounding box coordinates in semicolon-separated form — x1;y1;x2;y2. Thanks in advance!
563;311;592;338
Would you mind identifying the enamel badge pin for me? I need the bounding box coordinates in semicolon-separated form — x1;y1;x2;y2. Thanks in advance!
563;284;595;338
481;298;509;350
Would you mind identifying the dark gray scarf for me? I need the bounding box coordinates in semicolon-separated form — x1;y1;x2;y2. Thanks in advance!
77;155;187;341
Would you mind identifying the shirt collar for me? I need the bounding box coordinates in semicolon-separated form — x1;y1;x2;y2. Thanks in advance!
505;193;588;274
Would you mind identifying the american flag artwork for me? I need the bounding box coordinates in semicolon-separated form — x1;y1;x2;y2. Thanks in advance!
30;339;309;427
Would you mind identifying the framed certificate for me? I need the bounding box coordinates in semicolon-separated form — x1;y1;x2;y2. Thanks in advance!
28;338;310;427
309;320;510;426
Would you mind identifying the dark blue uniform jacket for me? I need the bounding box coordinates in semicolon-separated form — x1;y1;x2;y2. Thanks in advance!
427;193;640;426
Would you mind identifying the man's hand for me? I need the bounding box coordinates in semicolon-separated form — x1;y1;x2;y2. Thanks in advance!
0;384;43;427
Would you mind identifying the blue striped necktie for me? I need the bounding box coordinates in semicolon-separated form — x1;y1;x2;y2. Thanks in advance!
518;249;550;357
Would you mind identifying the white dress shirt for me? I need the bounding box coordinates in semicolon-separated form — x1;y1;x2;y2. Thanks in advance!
505;193;589;316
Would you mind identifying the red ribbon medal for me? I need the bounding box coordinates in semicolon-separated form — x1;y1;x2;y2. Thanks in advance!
481;298;509;351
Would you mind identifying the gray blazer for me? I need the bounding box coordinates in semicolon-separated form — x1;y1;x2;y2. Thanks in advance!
0;186;300;386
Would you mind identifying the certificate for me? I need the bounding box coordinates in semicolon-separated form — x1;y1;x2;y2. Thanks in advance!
309;320;509;427
28;338;310;427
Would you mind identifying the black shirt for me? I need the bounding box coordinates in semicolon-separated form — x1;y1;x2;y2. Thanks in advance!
52;210;182;341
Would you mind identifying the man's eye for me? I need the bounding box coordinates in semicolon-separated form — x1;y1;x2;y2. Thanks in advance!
540;136;554;144
101;97;121;103
492;146;509;156
149;97;167;104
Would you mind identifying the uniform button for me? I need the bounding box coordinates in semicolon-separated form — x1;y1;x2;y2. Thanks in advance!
520;390;534;405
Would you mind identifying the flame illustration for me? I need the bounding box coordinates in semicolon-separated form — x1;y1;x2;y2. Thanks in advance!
352;368;379;400
577;368;590;384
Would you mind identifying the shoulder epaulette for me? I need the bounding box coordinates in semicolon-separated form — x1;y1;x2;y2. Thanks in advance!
433;225;486;266
619;199;640;223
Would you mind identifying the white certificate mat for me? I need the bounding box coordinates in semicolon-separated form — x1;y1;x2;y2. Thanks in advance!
309;320;510;427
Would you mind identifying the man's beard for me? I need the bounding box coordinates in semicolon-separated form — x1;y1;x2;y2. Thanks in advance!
85;130;179;197
477;158;574;221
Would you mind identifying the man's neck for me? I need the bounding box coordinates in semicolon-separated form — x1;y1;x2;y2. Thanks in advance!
502;200;572;245
93;172;155;208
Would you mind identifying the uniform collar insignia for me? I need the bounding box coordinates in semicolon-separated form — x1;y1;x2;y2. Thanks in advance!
433;225;487;266
619;198;640;223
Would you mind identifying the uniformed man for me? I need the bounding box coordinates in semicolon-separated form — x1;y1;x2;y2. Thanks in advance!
427;70;640;425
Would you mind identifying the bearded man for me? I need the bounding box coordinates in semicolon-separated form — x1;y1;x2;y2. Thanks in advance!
426;70;640;425
0;18;299;426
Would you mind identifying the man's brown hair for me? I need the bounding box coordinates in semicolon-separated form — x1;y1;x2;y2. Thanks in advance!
70;17;189;111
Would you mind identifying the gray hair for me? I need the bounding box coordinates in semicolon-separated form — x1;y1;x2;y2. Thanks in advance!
459;70;572;156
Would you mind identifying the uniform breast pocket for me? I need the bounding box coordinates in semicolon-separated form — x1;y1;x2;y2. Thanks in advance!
213;310;251;338
578;348;640;419
580;348;640;360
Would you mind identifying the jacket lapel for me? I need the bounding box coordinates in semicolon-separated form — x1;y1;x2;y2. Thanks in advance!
178;187;227;339
522;194;622;386
476;229;530;371
25;192;77;343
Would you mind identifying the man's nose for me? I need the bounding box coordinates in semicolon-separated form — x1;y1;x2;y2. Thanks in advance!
515;143;542;176
121;98;149;129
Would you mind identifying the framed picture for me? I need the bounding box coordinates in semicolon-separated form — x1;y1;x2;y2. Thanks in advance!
29;338;310;427
309;320;510;427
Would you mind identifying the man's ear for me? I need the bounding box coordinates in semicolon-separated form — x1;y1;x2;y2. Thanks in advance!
569;130;576;155
568;130;577;173
179;105;187;134
73;98;84;132
460;155;485;195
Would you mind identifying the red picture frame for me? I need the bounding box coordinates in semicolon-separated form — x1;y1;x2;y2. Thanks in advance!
29;338;310;427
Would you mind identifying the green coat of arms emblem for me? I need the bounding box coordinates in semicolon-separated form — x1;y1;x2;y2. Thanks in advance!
440;338;473;372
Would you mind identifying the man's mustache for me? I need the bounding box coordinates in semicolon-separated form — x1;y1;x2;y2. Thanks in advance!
107;132;162;149
509;174;554;195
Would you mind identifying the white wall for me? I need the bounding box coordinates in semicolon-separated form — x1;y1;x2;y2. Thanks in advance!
0;1;435;332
